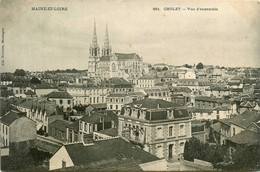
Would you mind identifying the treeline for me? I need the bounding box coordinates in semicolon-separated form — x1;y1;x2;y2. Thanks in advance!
46;68;80;74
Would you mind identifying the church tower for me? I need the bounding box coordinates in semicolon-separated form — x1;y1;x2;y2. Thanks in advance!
89;20;100;57
102;23;112;56
88;20;100;77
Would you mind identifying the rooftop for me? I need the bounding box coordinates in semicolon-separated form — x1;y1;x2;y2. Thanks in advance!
63;137;159;166
126;98;181;109
228;129;260;145
229;110;260;128
49;120;72;132
47;91;73;99
95;128;118;137
0;110;27;126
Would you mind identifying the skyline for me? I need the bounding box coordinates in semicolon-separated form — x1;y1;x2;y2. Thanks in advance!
1;0;259;72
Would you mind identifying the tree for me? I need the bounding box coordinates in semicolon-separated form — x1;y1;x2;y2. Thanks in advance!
184;64;192;68
30;77;41;84
230;144;260;170
196;63;204;69
184;137;227;165
14;69;26;76
162;67;168;71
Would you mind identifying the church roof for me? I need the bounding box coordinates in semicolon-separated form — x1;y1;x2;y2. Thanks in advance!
115;53;141;61
99;53;141;61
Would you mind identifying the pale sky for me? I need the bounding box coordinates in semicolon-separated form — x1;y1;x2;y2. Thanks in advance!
0;0;259;72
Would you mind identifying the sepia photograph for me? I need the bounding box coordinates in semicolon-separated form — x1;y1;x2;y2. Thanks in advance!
0;0;259;171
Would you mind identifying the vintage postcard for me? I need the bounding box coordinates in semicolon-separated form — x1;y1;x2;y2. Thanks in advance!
0;0;259;171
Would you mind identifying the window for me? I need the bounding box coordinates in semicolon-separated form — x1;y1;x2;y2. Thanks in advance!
60;100;63;104
156;144;164;158
85;123;88;132
169;126;173;137
116;105;118;110
233;127;236;136
67;100;71;104
79;121;82;130
16;90;18;94
110;105;113;110
156;127;163;139
179;124;185;136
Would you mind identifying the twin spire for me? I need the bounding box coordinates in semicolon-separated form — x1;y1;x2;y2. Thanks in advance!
91;20;112;57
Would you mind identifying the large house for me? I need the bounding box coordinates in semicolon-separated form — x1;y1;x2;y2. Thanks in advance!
0;110;36;156
118;98;192;160
106;92;145;111
216;110;260;145
66;111;115;143
46;91;73;110
16;99;64;133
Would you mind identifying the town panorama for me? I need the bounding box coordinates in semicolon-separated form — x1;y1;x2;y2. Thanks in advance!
1;22;260;171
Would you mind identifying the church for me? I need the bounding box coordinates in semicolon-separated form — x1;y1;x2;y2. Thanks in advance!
88;21;148;81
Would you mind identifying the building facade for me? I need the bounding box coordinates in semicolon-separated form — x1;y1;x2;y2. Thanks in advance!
88;22;146;80
118;98;192;160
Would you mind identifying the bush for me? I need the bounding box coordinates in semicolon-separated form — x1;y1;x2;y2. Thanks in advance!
184;137;227;165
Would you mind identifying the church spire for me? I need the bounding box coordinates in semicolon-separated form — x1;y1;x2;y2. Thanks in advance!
89;20;100;57
104;22;110;49
102;22;112;56
92;20;98;47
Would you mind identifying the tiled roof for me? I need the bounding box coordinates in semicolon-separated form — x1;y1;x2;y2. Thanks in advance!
31;83;58;89
64;137;159;166
168;86;192;93
126;98;180;109
60;158;143;171
24;90;36;95
18;99;34;109
80;112;112;124
8;82;30;87
192;108;213;113
127;92;145;97
115;53;141;61
210;86;229;91
144;88;170;93
195;96;231;103
214;105;231;111
107;93;127;98
228;129;260;145
68;120;80;132
96;128;118;137
219;118;232;126
139;75;158;79
210;122;221;133
47;91;73;99
91;103;107;109
49;120;72;132
0;110;27;126
240;101;255;108
230;110;260;128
